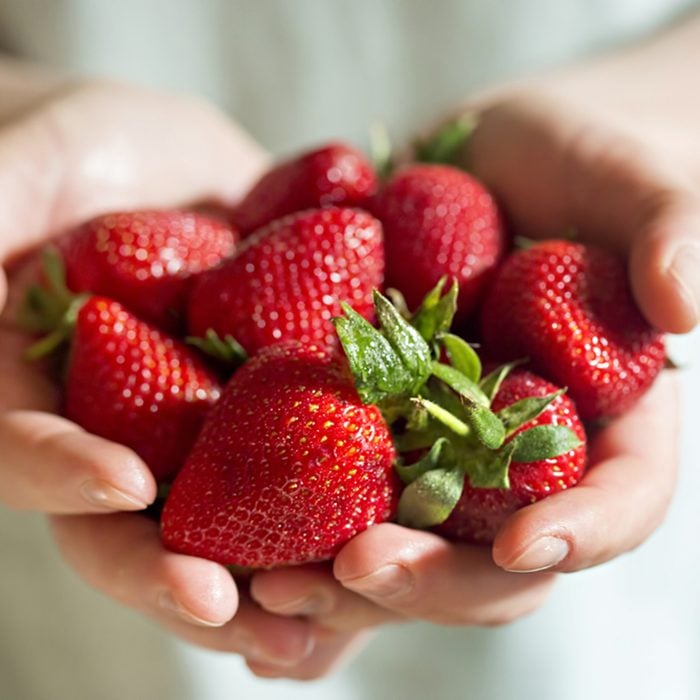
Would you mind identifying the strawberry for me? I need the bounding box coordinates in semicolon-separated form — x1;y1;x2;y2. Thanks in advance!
371;163;507;323
433;369;586;543
160;341;398;568
187;207;384;354
57;210;238;331
334;284;586;545
22;249;223;484
480;240;666;420
60;297;221;481
230;142;378;235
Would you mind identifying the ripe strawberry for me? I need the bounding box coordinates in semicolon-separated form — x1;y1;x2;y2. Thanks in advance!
372;163;507;322
187;207;384;354
480;240;666;420
434;370;586;544
230;142;378;235
334;285;586;546
160;341;398;568
57;210;238;331
59;297;222;482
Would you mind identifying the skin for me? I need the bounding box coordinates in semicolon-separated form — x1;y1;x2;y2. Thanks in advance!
1;10;699;680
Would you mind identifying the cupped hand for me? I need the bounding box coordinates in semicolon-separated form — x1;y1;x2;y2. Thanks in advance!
252;90;690;673
468;93;685;572
0;80;344;675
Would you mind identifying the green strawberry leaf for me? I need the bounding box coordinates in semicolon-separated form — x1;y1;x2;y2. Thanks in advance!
395;437;452;485
25;293;89;360
186;329;248;366
397;466;464;528
373;290;433;390
410;277;458;344
428;363;503;448
441;333;481;383
461;397;506;450
496;389;565;436
511;425;583;463
413;113;477;166
334;302;416;405
19;284;64;332
393;428;445;453
18;247;75;334
462;442;516;489
430;361;489;407
479;360;526;403
422;376;472;425
384;287;411;320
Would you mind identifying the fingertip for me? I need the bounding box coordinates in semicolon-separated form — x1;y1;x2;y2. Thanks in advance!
162;555;238;626
61;430;158;510
492;513;573;574
630;218;700;334
333;523;422;582
0;411;157;513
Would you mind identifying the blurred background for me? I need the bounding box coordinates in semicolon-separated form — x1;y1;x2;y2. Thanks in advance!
0;1;699;698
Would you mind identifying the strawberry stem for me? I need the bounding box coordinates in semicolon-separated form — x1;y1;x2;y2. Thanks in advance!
368;121;394;180
411;397;470;437
25;294;89;360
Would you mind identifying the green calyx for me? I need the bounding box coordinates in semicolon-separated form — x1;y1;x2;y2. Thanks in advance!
19;247;89;360
368;121;395;181
186;329;248;367
333;280;583;530
413;113;478;168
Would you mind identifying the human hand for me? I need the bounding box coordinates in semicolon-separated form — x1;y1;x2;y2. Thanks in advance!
250;90;688;676
0;79;356;674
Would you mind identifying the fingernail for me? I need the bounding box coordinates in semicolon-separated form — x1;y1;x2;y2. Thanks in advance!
669;245;700;327
80;479;149;511
263;595;329;616
158;592;226;628
340;564;413;598
503;536;569;573
236;630;315;667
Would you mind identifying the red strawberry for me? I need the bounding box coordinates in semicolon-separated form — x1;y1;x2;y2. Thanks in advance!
230;142;378;235
480;240;666;420
332;286;586;546
57;210;238;331
161;341;398;568
372;163;507;322
187;207;384;354
434;370;586;544
62;297;221;481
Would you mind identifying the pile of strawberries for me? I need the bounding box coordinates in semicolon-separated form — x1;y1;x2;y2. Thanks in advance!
22;139;666;569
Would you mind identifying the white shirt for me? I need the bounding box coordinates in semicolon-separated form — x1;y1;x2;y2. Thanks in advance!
1;2;699;698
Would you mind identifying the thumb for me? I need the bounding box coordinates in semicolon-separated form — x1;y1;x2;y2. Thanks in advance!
468;94;700;334
628;197;700;334
0;80;269;265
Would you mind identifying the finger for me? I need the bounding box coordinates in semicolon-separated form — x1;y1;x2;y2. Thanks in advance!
247;630;373;681
0;411;156;512
250;564;401;631
0;80;269;263
469;95;700;332
629;198;700;333
51;513;237;626
51;513;316;666
493;371;679;573
333;523;556;626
